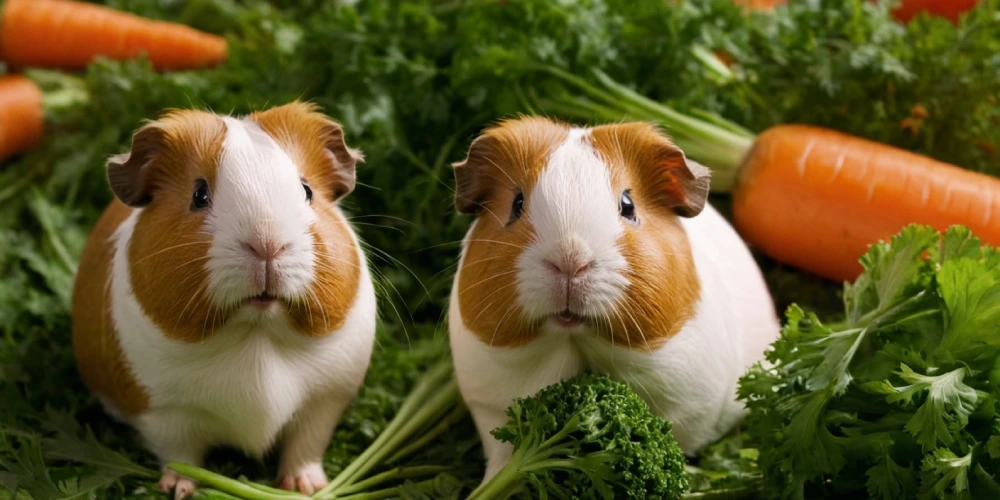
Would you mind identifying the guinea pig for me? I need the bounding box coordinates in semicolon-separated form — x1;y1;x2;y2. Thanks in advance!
71;101;377;499
447;116;781;480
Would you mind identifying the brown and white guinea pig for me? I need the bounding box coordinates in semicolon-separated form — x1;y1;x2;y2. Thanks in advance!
70;101;377;499
447;116;781;479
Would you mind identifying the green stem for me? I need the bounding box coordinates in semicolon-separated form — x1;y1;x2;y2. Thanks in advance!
518;458;583;473
336;377;459;487
688;108;755;139
317;359;457;496
385;403;468;464
333;466;452;496
166;463;305;500
334;477;445;500
690;44;735;84
681;484;760;500
237;477;308;497
535;65;756;193
465;449;527;500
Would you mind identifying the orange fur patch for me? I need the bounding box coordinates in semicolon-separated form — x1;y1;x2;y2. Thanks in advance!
72;200;150;417
456;117;569;347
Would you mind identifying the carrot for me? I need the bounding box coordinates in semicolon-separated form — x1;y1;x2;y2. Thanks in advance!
537;67;1000;283
0;0;227;71
890;0;980;24
731;125;1000;281
731;0;785;9
732;0;981;24
0;75;43;163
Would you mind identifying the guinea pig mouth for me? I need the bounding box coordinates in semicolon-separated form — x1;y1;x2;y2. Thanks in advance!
552;310;587;328
248;292;277;306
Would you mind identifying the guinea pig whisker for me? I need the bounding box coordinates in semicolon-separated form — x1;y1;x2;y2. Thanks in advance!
302;288;317;330
344;214;417;226
310;250;364;271
458;269;520;295
347;221;406;234
312;288;330;331
482;156;518;190
172;283;206;338
490;301;520;348
618;298;652;354
163;255;213;275
627;371;665;415
415;252;515;307
468;282;520;327
358;241;428;295
132;241;209;267
598;306;616;366
308;278;337;329
423;253;508;290
609;305;631;352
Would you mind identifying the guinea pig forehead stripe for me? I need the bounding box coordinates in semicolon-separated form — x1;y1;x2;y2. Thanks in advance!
218;117;301;186
213;117;312;237
531;128;622;242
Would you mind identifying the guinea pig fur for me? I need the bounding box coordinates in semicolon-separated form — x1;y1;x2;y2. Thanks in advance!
447;117;781;480
70;102;377;499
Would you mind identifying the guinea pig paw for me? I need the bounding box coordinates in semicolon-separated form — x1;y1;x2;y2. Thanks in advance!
158;470;196;500
276;462;328;495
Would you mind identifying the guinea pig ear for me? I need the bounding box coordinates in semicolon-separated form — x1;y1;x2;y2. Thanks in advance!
319;120;363;200
452;133;500;215
106;124;168;208
652;145;711;218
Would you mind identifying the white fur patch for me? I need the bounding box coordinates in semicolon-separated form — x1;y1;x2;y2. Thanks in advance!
515;128;629;320
206;117;317;308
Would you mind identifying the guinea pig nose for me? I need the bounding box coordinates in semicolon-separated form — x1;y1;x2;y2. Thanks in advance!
244;239;288;261
545;259;593;279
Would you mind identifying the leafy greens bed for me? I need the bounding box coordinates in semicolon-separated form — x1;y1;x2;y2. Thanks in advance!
1;0;998;499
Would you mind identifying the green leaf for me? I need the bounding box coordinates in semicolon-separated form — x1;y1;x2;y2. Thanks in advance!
971;464;1000;498
988;436;1000;459
845;225;939;327
937;253;1000;355
41;409;154;479
940;226;983;262
0;434;123;500
0;471;17;493
885;366;977;451
920;448;972;499
866;452;918;500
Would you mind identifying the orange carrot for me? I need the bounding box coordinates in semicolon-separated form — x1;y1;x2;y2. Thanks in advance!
0;0;227;71
890;0;980;24
731;0;785;10
731;125;1000;282
733;0;981;24
0;75;43;163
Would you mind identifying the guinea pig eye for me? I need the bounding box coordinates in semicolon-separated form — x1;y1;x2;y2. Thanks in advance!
191;179;211;211
302;181;313;203
619;189;636;222
509;191;524;223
